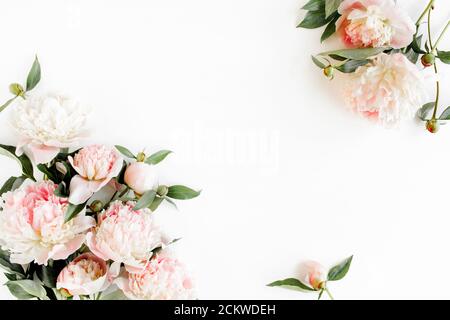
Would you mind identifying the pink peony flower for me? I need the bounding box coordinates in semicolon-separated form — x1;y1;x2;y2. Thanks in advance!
124;162;157;195
115;252;195;300
0;181;95;265
68;145;123;204
299;261;327;290
56;253;118;297
345;53;427;127
11;93;90;164
86;201;163;273
336;0;415;49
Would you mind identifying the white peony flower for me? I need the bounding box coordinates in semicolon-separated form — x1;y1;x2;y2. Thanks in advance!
345;53;427;127
11;93;90;164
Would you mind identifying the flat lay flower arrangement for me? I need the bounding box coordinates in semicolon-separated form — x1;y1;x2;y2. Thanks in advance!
299;0;449;132
0;58;200;300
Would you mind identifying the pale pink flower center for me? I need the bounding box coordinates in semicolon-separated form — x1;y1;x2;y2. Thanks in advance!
73;145;119;180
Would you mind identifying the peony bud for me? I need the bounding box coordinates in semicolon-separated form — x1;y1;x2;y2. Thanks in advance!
9;83;24;97
124;162;157;195
136;152;146;162
426;119;439;133
299;261;327;290
323;66;334;80
157;185;169;197
89;200;104;212
421;53;435;67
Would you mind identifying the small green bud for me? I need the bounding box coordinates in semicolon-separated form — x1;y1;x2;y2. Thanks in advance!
426;119;439;133
421;53;435;67
136;152;146;162
157;185;169;197
9;83;24;97
89;200;104;212
323;66;334;80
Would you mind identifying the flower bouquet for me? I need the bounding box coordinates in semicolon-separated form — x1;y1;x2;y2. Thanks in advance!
0;57;200;300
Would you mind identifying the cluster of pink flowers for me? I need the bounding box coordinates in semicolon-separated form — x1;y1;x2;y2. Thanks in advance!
0;58;200;300
300;0;450;130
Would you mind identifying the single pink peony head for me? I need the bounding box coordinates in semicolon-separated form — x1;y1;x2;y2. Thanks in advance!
56;253;114;296
68;145;123;205
115;252;196;300
345;53;427;127
299;261;327;290
86;201;163;273
336;0;415;49
0;181;95;265
124;162;158;195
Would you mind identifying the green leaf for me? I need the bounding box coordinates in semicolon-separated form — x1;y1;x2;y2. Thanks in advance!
297;10;329;29
311;55;326;69
167;185;201;200
115;145;136;159
416;102;435;121
145;150;172;165
320;13;339;42
0;176;19;196
53;183;68;198
335;59;369;73
26;56;41;92
6;280;47;299
411;34;426;54
328;54;347;61
319;47;389;60
301;0;325;11
149;196;164;211
404;47;420;64
267;278;316;291
65;203;86;222
100;290;129;300
133;190;156;210
318;289;324;300
439;107;450;120
37;262;66;288
0;248;25;277
437;50;450;64
0;96;18;113
0;144;34;179
327;255;353;281
37;164;57;183
325;0;342;18
164;196;178;209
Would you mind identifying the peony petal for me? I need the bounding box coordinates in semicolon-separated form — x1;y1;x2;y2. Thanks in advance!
86;232;110;261
68;175;99;204
49;235;85;260
26;144;60;164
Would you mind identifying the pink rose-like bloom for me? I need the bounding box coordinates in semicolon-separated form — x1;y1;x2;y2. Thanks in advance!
299;261;327;290
124;162;157;195
86;201;163;273
68;145;123;204
0;181;95;265
336;0;415;49
346;53;427;127
56;253;117;296
115;253;195;300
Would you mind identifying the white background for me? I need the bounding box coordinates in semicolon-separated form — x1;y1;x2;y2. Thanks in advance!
0;0;449;300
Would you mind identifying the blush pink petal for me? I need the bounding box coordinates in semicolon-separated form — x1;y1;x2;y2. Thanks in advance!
24;144;60;164
69;175;104;205
49;234;86;261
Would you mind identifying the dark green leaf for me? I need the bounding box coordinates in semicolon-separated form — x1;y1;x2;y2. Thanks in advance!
267;278;316;291
26;56;41;91
411;34;426;54
0;177;18;196
301;0;325;11
320;47;389;60
439;107;450;120
335;59;369;73
404;47;420;64
320;13;339;42
311;55;326;69
167;185;201;200
65;203;86;222
149;196;164;212
325;0;342;18
133;190;156;210
115;145;136;159
53;183;68;198
0;144;34;180
145;150;172;165
328;54;347;61
318;289;324;300
0;96;18;113
6;280;47;299
37;262;66;288
328;255;353;281
297;10;328;29
416;102;435;121
437;50;450;64
37;164;57;183
4;273;18;281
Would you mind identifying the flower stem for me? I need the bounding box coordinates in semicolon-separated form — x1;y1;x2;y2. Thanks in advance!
416;0;434;27
325;288;334;300
426;7;440;120
433;20;450;50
